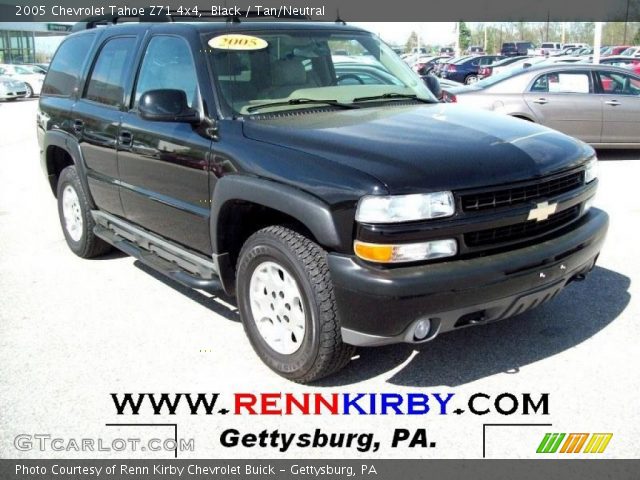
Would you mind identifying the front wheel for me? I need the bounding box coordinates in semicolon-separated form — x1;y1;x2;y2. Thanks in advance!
236;226;355;383
24;83;33;98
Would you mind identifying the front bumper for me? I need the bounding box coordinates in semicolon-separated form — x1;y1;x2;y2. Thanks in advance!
0;89;27;99
328;208;608;346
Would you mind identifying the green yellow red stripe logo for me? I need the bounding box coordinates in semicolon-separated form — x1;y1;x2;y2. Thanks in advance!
537;433;612;453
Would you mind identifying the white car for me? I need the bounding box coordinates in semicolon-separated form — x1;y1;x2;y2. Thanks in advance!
536;42;563;56
539;56;587;65
0;75;27;101
491;57;546;76
0;64;45;97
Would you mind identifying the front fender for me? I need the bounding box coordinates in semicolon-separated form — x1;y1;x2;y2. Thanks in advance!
211;175;349;253
210;175;355;295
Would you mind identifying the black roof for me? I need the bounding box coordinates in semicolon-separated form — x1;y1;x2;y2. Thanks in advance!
71;19;367;35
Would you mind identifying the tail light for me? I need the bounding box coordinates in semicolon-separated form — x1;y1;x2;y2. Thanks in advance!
447;64;457;72
443;91;457;103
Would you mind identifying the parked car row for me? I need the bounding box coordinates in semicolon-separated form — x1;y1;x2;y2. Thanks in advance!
439;63;640;148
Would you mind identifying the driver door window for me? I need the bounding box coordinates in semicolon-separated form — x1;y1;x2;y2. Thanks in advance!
596;71;640;96
133;36;198;108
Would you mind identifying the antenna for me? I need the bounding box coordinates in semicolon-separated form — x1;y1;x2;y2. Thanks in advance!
335;9;346;25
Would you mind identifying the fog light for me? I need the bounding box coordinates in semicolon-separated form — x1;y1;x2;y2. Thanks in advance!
354;239;457;263
414;319;431;340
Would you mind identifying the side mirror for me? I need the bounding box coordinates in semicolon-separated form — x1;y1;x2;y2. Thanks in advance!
138;89;201;124
424;74;442;100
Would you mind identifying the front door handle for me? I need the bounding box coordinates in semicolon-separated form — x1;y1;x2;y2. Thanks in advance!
605;99;621;106
532;98;548;105
118;131;133;147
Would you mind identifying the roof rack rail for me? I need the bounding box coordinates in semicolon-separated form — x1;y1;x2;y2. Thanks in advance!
71;9;310;31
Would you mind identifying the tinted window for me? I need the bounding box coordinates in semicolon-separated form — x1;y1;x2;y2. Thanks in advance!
42;34;95;97
84;37;135;107
133;36;198;108
531;71;592;94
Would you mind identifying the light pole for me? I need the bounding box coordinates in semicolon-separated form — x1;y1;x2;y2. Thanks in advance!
593;22;602;65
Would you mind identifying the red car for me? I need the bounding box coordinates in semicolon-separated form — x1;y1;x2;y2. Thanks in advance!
598;56;640;75
602;45;632;57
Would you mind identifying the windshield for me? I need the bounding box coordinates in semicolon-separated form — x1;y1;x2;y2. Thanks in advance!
14;65;38;74
205;29;436;115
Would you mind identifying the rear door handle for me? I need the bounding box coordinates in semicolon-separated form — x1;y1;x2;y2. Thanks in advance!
532;98;548;104
118;130;133;147
73;119;84;134
605;99;621;106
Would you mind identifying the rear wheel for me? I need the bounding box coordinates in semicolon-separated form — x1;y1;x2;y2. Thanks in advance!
24;83;33;98
56;166;111;258
465;75;478;85
236;226;355;383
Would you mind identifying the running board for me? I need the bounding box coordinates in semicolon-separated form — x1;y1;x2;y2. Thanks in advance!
91;210;222;293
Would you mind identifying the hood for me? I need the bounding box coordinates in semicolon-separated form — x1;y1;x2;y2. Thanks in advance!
445;84;481;95
242;103;593;194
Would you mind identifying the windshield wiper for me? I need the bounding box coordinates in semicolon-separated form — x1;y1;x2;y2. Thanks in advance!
352;93;433;104
246;98;359;113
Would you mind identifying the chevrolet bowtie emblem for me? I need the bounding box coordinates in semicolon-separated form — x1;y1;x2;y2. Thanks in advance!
527;201;558;222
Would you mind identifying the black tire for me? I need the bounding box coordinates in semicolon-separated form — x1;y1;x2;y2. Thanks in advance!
24;83;33;98
465;75;478;85
236;226;355;383
56;166;111;258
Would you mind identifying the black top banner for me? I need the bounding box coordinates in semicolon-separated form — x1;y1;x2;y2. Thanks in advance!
0;0;639;22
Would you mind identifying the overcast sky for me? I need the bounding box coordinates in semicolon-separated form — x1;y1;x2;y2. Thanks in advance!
351;22;458;46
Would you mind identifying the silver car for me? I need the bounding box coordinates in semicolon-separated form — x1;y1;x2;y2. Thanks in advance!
0;76;27;101
0;64;45;97
444;64;640;148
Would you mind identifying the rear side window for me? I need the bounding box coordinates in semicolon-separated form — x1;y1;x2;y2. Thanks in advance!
41;34;95;97
84;37;136;108
531;71;592;94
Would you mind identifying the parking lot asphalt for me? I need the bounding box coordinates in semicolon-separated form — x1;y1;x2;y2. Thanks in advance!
0;99;638;459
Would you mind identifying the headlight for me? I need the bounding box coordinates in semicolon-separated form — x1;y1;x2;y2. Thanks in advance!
354;239;458;263
584;158;597;183
356;192;455;223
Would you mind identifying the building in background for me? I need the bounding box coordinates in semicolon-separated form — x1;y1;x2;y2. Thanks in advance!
0;22;71;64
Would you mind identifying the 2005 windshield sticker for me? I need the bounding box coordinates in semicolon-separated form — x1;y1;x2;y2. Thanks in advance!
209;34;268;50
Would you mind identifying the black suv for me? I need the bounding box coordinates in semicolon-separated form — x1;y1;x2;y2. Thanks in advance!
38;20;608;383
501;41;535;56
